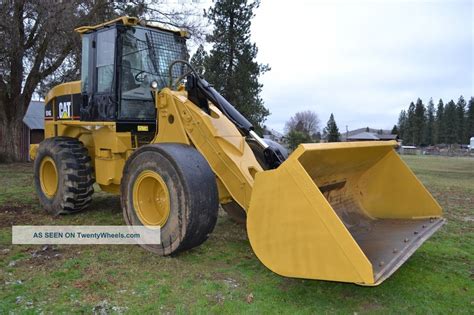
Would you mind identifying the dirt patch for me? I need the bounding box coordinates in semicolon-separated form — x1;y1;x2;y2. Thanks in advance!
278;278;298;292
210;272;241;288
0;205;39;228
10;245;66;269
73;279;94;289
358;301;383;312
28;245;63;265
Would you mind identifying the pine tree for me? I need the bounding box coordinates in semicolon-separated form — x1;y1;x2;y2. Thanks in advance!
456;96;467;143
413;98;426;146
434;99;445;144
391;125;399;135
424;98;435;145
406;102;416;145
204;0;270;129
397;110;407;140
324;113;340;142
444;100;457;144
468;97;474;139
190;44;208;76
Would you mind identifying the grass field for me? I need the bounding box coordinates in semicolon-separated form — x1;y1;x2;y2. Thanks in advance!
0;155;473;314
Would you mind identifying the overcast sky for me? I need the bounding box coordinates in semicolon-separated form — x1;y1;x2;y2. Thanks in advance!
191;0;473;133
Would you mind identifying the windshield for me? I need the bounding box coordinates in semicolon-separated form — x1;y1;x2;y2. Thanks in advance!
119;27;188;120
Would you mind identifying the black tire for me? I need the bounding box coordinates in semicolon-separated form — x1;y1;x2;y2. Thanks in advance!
121;143;219;255
34;137;94;215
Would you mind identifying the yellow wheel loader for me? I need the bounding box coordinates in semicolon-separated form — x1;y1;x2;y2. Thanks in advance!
31;16;445;285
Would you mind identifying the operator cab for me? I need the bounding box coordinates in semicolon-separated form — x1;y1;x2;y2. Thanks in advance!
77;17;188;134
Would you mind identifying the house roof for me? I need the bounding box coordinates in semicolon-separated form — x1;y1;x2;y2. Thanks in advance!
262;127;284;138
347;132;380;140
378;134;398;140
340;127;392;141
23;101;44;130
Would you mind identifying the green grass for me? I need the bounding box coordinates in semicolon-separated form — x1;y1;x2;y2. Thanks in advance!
0;156;473;314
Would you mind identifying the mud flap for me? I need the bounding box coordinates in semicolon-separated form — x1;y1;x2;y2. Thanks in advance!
247;141;445;285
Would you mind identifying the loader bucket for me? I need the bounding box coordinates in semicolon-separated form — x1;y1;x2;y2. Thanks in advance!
247;141;445;285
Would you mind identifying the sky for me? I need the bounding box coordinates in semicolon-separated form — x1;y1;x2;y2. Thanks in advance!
186;0;473;133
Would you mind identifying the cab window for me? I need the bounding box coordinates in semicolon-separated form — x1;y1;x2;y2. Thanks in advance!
96;29;116;93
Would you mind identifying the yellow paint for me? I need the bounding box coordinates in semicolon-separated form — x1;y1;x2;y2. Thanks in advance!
137;125;149;132
153;91;190;145
39;156;58;198
75;16;140;33
216;177;233;204
132;170;170;226
29;144;39;161
74;16;189;38
155;88;262;210
246;141;443;285
92;126;132;188
44;81;80;105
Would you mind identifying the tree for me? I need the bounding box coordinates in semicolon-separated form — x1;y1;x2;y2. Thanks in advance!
286;130;312;151
204;0;270;130
0;1;112;160
324;113;340;142
434;99;445;144
406;102;416;145
413;98;425;146
468;97;474;139
397;110;407;140
190;44;208;76
391;124;399;135
284;110;320;137
444;100;457;144
424;98;435;145
365;126;370;132
456;95;467;143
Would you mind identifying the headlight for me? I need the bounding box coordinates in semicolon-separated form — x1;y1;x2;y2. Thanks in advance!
150;80;158;89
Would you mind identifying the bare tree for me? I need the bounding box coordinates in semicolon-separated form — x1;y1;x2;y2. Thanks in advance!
0;0;205;161
284;110;321;137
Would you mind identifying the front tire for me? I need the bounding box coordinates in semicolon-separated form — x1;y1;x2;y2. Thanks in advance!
121;143;219;255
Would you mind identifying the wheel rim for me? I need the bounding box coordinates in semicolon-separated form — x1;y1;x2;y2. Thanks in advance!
133;170;170;226
39;156;58;198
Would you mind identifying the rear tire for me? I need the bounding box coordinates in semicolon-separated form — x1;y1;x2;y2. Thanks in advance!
121;143;219;255
34;137;94;215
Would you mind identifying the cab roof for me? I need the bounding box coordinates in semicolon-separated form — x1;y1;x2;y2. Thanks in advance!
74;16;189;38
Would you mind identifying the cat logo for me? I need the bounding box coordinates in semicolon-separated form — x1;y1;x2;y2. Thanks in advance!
58;101;71;119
